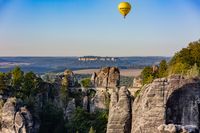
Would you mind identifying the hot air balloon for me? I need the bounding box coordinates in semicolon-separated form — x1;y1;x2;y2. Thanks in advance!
118;2;132;18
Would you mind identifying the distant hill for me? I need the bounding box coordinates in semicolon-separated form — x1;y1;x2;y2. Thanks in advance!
0;57;170;74
0;59;6;62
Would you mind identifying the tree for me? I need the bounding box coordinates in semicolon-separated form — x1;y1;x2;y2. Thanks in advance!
0;73;6;94
39;102;65;133
158;60;168;78
11;66;24;89
89;127;96;133
169;40;200;71
141;66;153;85
22;72;37;98
168;62;189;75
187;63;199;78
68;107;91;132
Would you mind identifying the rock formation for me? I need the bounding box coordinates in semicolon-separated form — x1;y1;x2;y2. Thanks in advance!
91;67;120;88
106;75;200;133
65;98;76;121
107;86;132;133
90;67;120;112
83;96;89;111
63;70;78;87
158;124;199;133
132;75;200;133
90;88;109;112
1;98;33;133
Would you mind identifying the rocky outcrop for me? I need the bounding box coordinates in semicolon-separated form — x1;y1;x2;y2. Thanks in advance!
83;96;89;111
131;75;200;133
1;98;16;133
107;86;132;133
158;124;199;133
90;88;109;112
65;98;76;121
1;98;33;133
90;67;120;112
91;67;120;88
63;70;78;87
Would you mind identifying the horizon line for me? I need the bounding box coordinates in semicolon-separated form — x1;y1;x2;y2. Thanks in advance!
0;55;172;58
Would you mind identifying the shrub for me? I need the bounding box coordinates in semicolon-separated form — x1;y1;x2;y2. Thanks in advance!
81;78;92;88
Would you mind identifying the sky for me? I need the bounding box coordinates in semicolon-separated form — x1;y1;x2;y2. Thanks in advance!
0;0;200;57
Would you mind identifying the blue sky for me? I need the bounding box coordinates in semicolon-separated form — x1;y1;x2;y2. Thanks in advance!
0;0;200;56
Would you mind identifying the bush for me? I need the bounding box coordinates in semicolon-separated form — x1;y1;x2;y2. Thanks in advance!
81;78;92;88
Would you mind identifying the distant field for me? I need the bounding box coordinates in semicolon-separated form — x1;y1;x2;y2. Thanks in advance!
74;69;142;77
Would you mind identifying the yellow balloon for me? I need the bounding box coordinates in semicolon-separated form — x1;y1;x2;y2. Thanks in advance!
118;2;132;18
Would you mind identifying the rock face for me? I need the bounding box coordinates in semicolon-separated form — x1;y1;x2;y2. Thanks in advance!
90;88;109;112
131;75;200;133
107;86;132;133
90;67;120;112
91;67;120;88
158;124;199;133
1;98;33;133
65;98;76;121
83;96;89;111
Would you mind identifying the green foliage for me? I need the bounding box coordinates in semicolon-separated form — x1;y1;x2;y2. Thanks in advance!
66;107;91;132
140;40;200;84
134;89;141;98
0;73;6;94
11;66;24;89
62;75;69;87
89;127;96;133
92;110;108;133
1;67;109;133
67;108;108;133
169;40;200;75
21;72;37;98
39;102;66;133
141;66;154;85
186;63;200;78
87;89;96;98
168;62;189;75
158;60;168;78
81;78;92;88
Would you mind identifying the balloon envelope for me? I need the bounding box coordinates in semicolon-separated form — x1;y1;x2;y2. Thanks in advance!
118;2;131;18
